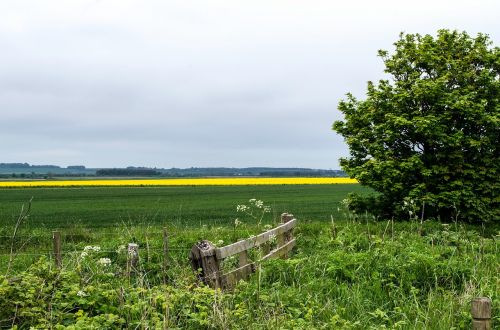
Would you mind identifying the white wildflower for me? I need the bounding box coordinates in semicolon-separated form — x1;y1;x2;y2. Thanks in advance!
234;218;242;227
97;258;111;266
80;251;88;258
263;206;271;213
255;200;264;208
116;245;126;253
263;224;272;231
269;233;276;243
77;290;87;297
236;205;248;212
84;245;100;252
249;198;256;203
217;240;224;246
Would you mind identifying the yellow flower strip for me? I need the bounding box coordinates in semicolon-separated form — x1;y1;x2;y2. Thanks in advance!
0;177;357;187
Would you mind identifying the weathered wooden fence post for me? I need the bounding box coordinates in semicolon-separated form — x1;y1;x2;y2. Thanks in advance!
191;218;297;290
162;227;169;284
472;297;492;330
279;213;294;259
127;243;139;275
238;245;249;268
260;242;271;257
52;231;62;269
189;240;221;288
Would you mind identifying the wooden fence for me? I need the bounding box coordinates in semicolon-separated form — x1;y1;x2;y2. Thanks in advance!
189;213;296;289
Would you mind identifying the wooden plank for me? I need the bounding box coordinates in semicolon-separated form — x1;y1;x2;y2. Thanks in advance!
216;219;296;259
260;242;271;256
221;239;296;288
238;250;249;267
279;213;294;259
221;263;255;289
261;239;296;261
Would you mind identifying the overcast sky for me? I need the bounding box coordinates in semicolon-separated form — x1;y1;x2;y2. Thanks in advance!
1;1;498;169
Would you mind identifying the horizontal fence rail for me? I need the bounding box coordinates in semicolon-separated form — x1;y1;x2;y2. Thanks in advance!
189;213;297;289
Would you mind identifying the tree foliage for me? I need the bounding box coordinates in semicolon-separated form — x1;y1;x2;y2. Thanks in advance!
333;30;499;223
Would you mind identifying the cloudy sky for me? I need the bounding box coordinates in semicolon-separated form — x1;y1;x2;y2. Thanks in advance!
1;1;498;168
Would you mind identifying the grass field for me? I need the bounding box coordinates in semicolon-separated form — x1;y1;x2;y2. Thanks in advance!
0;184;368;231
0;184;498;328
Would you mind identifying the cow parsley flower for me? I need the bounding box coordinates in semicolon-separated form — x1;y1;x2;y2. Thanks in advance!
77;290;87;297
269;233;277;243
116;245;126;253
84;245;101;252
97;258;111;266
237;205;248;212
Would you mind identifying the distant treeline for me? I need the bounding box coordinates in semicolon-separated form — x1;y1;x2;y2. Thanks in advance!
0;163;346;178
0;163;62;169
96;168;160;176
156;167;345;177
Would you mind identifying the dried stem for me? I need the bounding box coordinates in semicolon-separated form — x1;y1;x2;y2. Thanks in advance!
6;197;33;275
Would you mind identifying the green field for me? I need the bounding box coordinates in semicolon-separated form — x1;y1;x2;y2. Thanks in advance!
0;184;370;230
0;184;498;329
0;184;370;273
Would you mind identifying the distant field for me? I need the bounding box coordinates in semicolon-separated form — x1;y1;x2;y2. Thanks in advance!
0;177;357;187
1;184;498;329
0;184;368;230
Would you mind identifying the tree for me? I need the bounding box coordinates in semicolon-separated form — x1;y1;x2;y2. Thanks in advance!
333;30;499;223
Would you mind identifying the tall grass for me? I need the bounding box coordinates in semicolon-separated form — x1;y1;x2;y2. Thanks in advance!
1;217;498;329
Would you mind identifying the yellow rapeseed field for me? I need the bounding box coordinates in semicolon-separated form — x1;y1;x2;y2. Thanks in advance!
0;177;357;188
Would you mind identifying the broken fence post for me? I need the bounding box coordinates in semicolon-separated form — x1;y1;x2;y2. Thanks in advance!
127;243;139;275
189;240;221;289
472;297;492;330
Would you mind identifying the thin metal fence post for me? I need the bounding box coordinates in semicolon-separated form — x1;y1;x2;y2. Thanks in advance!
52;231;62;269
163;227;169;284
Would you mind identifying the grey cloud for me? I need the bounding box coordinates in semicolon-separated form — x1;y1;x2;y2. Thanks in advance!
0;0;498;168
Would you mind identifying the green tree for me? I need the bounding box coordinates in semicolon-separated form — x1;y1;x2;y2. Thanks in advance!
333;30;499;223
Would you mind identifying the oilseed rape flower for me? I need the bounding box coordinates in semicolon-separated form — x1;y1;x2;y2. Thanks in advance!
0;177;357;188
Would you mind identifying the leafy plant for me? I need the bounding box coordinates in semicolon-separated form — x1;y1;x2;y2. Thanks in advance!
333;29;499;223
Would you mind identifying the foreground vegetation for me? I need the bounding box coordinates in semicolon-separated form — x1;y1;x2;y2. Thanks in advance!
1;218;498;329
0;185;498;328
